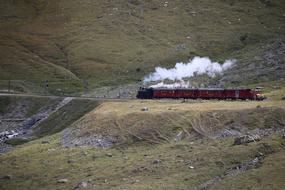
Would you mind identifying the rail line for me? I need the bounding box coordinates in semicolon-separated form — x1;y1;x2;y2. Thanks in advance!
0;93;132;102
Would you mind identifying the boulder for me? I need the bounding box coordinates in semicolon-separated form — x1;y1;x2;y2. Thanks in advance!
67;160;76;164
141;107;149;111
174;131;184;142
0;175;12;180
152;159;161;164
234;135;261;145
74;181;88;189
57;178;68;183
41;140;50;144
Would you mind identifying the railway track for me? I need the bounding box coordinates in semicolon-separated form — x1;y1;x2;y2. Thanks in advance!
0;93;132;101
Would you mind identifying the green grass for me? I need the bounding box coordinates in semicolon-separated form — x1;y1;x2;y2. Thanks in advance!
63;100;285;146
0;96;11;114
0;131;284;190
210;148;285;190
0;96;54;117
32;99;100;138
1;0;285;94
0;95;285;189
5;138;30;146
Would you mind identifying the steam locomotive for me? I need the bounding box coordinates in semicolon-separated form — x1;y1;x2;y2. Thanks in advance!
137;87;266;100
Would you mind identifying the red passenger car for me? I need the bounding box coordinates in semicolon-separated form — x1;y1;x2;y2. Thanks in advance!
137;88;265;100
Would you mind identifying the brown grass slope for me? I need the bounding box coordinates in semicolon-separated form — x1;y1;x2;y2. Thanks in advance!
1;92;285;189
1;0;285;94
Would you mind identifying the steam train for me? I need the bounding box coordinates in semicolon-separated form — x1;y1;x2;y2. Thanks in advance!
137;87;266;100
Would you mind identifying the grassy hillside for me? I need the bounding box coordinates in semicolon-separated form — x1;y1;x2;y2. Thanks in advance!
1;133;284;190
0;96;56;116
1;0;285;94
0;88;285;190
32;99;100;138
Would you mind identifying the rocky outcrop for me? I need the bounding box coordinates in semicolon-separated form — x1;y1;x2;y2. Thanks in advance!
233;135;261;145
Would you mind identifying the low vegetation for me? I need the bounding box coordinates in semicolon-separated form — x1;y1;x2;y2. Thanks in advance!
0;88;285;189
62;94;285;146
0;96;55;117
1;133;284;190
1;0;285;94
32;99;100;138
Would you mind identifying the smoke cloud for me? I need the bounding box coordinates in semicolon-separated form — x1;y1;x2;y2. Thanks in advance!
144;56;235;82
150;81;191;89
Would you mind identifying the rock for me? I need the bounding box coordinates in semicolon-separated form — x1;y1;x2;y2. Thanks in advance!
260;0;272;6
74;181;88;189
188;166;195;169
175;131;184;142
184;160;193;166
132;166;148;173
175;43;186;52
92;155;99;160
256;152;264;157
234;135;261;145
41;140;50;144
82;151;88;156
0;175;12;180
106;153;113;157
57;178;68;183
141;107;149;111
152;159;161;164
240;34;248;42
87;179;93;182
67;160;76;164
75;143;80;147
215;129;242;139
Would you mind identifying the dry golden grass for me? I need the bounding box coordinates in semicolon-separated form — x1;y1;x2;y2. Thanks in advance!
98;99;285;116
0;89;285;190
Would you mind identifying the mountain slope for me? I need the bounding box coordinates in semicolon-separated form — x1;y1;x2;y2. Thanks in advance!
1;0;285;94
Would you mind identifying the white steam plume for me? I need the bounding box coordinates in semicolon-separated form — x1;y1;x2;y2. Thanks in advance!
150;81;191;89
144;56;235;82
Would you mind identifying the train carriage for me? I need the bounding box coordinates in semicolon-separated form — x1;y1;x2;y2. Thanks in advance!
137;87;265;100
